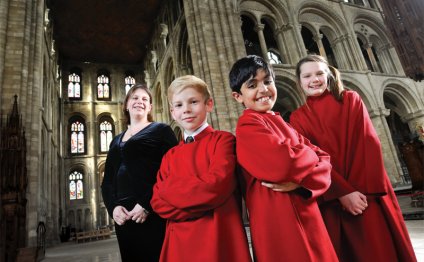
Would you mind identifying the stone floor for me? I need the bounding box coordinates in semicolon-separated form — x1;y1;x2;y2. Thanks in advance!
42;194;424;262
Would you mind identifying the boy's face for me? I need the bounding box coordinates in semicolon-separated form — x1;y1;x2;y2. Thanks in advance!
170;87;213;134
232;69;276;113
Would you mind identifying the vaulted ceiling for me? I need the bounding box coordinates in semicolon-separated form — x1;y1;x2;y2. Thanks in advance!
49;0;163;65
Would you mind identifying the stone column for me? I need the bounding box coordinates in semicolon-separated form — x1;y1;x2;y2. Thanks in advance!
331;36;350;69
274;27;288;64
183;0;247;132
369;107;405;185
291;24;307;63
313;33;327;58
254;23;268;61
364;43;381;72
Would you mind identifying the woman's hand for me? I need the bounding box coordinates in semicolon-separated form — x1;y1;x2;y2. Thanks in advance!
261;181;300;192
128;204;149;223
339;191;368;215
113;206;130;225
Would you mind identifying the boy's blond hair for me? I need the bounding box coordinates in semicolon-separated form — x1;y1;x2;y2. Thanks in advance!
167;75;212;105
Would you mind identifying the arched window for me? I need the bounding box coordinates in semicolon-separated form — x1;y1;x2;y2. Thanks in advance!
69;170;84;200
241;15;262;57
70;117;86;154
97;74;111;99
99;117;114;153
301;26;319;55
125;75;135;94
68;72;81;99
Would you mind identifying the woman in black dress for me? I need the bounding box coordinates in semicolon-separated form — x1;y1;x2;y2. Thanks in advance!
101;83;178;261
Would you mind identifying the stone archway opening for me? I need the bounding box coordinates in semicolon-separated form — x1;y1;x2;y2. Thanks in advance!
384;93;423;189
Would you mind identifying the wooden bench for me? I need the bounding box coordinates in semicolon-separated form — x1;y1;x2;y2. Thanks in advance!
75;228;112;243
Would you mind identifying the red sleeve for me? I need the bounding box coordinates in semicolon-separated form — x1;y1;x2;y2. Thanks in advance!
151;152;205;221
154;133;237;214
296;132;332;199
290;110;356;201
236;113;319;184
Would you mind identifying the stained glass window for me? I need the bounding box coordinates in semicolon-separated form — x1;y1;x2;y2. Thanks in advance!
70;120;85;154
68;73;81;99
125;76;135;94
97;74;110;99
100;119;114;152
69;171;83;200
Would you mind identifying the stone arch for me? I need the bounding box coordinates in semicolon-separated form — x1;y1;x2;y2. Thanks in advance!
239;0;290;25
341;77;375;109
97;112;117;124
353;14;390;44
320;25;338;44
382;81;422;187
297;1;346;35
353;14;395;73
298;3;346;66
381;80;419;115
273;72;302;121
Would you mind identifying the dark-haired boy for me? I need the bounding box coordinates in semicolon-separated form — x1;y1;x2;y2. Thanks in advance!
229;55;338;262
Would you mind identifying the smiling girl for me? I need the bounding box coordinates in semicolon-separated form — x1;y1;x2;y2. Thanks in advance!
290;55;416;262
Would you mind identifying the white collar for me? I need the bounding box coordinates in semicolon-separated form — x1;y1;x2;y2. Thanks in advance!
184;122;209;141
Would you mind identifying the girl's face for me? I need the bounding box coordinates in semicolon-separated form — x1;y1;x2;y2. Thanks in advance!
299;61;329;97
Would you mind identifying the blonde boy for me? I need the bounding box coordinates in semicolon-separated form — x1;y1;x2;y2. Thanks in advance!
151;75;251;262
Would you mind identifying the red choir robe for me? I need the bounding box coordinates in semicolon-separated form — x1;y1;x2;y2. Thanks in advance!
236;109;338;262
290;90;417;262
151;126;252;262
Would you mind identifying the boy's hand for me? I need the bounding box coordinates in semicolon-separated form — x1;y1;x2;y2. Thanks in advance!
261;181;300;192
339;191;368;216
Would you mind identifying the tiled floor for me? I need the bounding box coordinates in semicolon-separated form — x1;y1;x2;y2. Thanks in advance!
42;195;424;262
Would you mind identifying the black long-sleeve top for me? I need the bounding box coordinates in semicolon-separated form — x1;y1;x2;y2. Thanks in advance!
101;122;178;216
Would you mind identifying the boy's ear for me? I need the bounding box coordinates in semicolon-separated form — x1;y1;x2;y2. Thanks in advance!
206;98;214;112
232;92;244;104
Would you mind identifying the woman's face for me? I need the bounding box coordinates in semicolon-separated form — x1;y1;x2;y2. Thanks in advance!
299;61;329;97
126;88;152;120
